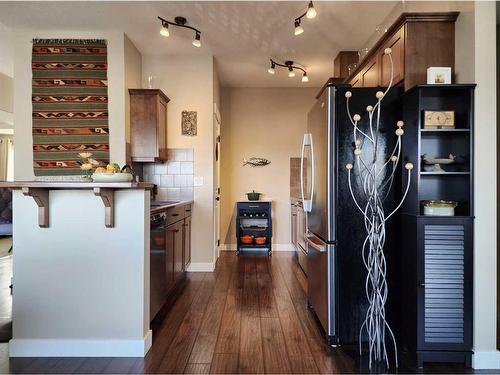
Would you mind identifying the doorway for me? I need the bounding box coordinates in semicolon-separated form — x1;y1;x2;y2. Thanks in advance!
214;103;221;262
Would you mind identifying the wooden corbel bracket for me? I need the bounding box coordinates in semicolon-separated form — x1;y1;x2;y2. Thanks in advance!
22;187;50;228
93;188;115;228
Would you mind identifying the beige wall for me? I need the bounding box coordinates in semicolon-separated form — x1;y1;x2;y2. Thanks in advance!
124;35;142;147
13;30;128;180
472;1;497;368
142;54;215;266
220;87;317;247
0;72;13;113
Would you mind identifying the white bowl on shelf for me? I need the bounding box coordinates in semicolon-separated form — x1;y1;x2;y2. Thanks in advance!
91;172;133;182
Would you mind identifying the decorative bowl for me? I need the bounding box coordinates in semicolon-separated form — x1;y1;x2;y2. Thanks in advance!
422;200;458;216
91;172;133;182
422;154;456;165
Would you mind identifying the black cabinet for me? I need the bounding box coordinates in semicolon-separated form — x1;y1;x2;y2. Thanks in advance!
400;85;475;367
402;215;473;367
236;201;272;255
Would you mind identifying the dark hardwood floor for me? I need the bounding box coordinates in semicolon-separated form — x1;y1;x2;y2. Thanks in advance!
0;251;496;374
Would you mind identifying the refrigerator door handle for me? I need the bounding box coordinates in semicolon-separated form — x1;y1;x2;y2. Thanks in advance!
306;234;326;252
301;133;313;212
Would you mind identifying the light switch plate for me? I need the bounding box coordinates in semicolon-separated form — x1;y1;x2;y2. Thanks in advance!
193;176;204;186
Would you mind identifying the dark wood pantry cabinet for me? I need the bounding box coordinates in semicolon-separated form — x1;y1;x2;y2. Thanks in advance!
129;89;170;162
400;85;475;367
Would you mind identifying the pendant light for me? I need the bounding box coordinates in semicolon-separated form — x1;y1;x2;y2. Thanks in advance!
301;73;309;82
293;1;316;36
288;67;296;78
157;16;202;48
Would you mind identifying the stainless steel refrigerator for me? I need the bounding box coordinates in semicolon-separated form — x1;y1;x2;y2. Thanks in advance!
301;81;402;346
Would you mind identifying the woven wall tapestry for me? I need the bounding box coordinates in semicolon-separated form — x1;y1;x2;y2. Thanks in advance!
32;39;109;176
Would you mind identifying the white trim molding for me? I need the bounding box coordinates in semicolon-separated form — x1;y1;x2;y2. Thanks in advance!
9;330;152;357
220;243;296;252
472;351;500;369
187;262;215;272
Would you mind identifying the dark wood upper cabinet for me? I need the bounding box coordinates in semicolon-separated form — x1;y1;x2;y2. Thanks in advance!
333;51;359;79
345;12;459;90
129;89;170;162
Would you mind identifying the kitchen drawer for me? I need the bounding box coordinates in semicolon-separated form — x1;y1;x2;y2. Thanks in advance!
184;204;192;217
166;205;184;225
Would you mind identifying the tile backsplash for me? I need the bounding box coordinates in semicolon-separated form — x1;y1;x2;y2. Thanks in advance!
143;149;194;201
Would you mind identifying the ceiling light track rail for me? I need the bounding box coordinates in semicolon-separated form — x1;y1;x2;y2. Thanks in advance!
157;16;202;47
268;59;309;82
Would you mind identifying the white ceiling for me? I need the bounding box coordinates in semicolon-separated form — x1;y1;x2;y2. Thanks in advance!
0;1;399;87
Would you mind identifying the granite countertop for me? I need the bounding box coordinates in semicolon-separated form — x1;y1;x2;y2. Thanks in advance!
150;200;193;213
0;181;155;190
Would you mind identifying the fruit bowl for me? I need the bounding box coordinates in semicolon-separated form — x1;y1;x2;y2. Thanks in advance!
91;172;133;182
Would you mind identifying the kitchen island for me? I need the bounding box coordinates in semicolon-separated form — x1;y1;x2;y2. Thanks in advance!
0;181;155;357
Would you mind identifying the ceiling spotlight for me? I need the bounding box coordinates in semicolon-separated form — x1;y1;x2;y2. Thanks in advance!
294;20;304;36
302;73;309;82
160;23;170;37
306;1;317;19
157;16;202;48
192;32;201;47
268;62;276;74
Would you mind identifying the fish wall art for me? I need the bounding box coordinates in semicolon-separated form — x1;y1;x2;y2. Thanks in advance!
242;157;271;167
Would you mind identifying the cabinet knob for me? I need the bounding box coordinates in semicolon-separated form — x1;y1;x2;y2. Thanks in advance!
419;282;425;288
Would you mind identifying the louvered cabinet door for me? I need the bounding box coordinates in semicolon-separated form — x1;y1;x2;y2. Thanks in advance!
417;217;473;352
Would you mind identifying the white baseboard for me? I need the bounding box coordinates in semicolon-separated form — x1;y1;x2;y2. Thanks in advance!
9;330;152;357
187;262;215;272
473;351;500;369
220;243;296;252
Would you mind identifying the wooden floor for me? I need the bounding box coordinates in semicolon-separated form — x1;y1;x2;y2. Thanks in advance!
0;251;494;374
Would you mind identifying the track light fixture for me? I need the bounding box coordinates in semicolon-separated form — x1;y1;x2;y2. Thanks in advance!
157;16;202;48
294;1;316;36
267;59;309;83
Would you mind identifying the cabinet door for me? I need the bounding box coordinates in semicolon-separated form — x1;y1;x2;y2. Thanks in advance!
361;57;379;87
183;216;191;267
417;217;472;352
380;26;404;86
165;224;175;291
351;73;362;87
173;221;184;280
291;205;297;249
157;98;167;160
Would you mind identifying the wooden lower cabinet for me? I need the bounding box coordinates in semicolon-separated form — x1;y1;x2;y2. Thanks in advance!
165;223;175;291
170;220;184;281
183;216;192;267
163;205;192;298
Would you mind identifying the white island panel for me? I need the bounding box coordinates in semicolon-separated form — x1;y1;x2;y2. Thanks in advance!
9;188;151;357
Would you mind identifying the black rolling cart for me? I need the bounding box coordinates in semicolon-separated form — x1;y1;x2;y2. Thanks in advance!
236;201;272;255
400;84;475;368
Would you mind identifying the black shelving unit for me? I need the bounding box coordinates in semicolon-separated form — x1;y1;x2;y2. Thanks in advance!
400;84;475;367
236;201;272;255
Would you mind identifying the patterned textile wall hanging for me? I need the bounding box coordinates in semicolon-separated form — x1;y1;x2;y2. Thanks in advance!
32;39;109;176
